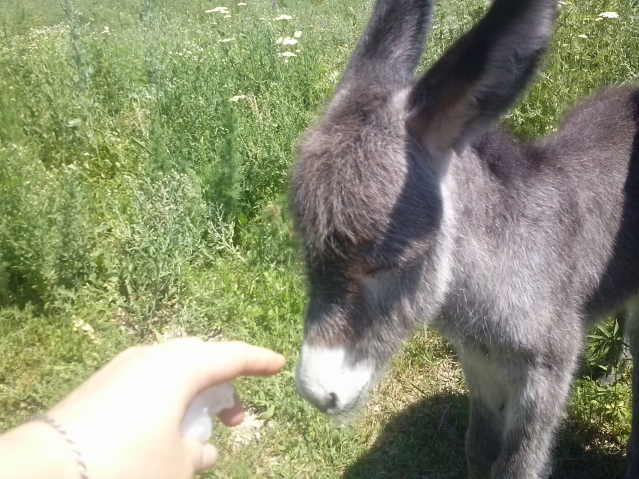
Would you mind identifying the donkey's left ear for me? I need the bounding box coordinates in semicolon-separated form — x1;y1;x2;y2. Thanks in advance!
340;0;434;90
407;0;558;158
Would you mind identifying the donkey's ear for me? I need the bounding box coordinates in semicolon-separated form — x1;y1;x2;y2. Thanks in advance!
407;0;557;157
341;0;434;88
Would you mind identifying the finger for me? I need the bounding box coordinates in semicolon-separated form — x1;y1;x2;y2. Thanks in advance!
200;443;219;471
184;438;219;473
195;341;286;386
218;399;245;426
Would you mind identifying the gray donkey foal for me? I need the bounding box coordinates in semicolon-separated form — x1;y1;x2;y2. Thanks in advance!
291;0;639;477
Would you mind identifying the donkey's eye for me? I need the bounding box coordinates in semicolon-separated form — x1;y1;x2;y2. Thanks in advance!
365;267;381;277
363;265;389;277
364;259;410;277
363;266;396;280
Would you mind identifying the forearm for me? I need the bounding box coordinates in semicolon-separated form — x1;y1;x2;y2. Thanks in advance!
0;422;79;479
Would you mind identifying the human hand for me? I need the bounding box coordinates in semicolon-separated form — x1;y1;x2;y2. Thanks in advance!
45;339;285;479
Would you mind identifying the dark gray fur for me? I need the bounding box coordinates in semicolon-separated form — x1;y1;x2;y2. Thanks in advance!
290;0;639;477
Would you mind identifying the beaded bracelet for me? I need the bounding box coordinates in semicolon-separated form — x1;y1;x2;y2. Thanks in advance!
24;414;88;479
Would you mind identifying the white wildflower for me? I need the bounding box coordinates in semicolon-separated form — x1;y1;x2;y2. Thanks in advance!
205;6;230;13
217;37;235;43
237;2;247;4
276;37;283;44
224;14;231;18
73;318;97;342
294;30;302;38
273;14;292;21
578;34;588;39
598;11;619;19
102;26;110;34
281;37;298;45
229;95;247;102
279;51;296;57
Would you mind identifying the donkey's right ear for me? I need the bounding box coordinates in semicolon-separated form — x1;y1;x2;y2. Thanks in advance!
407;0;557;159
340;0;434;89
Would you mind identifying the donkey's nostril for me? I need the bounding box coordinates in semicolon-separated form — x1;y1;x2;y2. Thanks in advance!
314;392;338;413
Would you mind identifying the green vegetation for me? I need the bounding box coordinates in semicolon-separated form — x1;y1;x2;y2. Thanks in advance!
0;0;638;477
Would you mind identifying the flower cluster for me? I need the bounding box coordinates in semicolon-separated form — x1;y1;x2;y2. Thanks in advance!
73;317;98;343
23;23;69;51
205;6;232;19
206;6;229;14
598;11;620;19
275;23;302;61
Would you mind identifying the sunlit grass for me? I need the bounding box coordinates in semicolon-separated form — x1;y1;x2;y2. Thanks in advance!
0;0;638;477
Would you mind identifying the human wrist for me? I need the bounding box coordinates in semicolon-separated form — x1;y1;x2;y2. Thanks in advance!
0;421;81;479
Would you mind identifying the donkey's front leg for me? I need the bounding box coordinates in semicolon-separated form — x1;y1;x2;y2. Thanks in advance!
466;396;503;479
491;353;578;479
460;357;506;479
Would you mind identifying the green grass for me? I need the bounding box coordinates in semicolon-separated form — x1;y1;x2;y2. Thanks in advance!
0;0;638;477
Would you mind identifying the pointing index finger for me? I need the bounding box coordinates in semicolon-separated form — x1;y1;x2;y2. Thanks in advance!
196;341;286;387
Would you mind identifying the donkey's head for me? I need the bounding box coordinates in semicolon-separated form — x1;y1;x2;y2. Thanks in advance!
291;0;557;415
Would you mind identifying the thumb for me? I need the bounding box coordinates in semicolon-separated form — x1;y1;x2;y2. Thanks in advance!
184;438;219;473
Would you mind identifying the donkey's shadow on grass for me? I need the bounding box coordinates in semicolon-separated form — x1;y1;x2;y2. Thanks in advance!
343;392;627;479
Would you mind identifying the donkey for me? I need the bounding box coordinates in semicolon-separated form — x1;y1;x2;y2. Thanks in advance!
290;0;639;477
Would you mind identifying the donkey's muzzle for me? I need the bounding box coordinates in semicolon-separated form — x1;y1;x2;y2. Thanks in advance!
295;343;376;415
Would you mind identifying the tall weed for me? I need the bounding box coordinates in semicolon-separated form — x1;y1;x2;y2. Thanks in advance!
0;149;95;308
112;172;207;301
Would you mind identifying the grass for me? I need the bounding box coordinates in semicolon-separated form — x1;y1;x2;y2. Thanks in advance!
0;0;638;477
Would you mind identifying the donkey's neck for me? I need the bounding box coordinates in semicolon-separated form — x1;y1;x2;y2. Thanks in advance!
435;120;628;347
447;128;542;256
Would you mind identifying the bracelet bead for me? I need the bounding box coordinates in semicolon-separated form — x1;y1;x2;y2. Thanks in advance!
24;414;88;479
